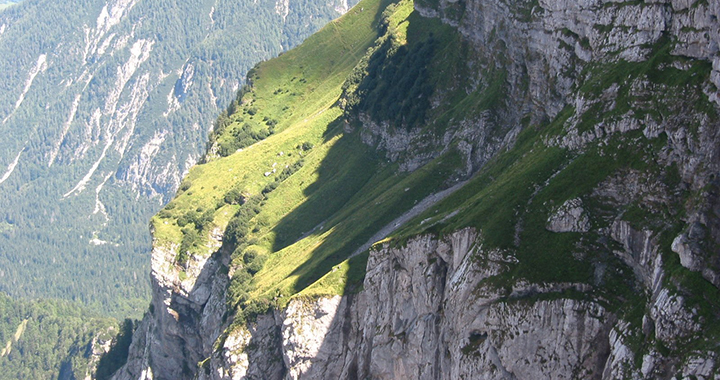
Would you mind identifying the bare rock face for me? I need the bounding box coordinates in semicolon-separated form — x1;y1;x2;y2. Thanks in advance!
673;231;704;272
547;198;591;233
279;296;346;379
197;229;716;379
113;243;231;380
196;228;715;379
346;229;612;380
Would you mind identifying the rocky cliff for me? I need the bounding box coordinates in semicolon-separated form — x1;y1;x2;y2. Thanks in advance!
115;0;720;378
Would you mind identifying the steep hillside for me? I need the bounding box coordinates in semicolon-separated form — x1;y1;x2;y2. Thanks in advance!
117;0;720;378
0;0;356;316
0;293;121;380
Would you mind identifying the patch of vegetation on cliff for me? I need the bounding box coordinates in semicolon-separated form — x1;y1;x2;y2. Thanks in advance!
576;35;716;135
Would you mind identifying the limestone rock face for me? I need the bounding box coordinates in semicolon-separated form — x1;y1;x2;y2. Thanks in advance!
199;229;716;379
193;229;612;379
547;198;591;233
113;243;231;380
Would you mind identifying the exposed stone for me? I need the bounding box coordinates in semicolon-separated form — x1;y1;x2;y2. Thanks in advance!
650;288;702;348
673;233;703;272
681;353;717;380
546;197;591;233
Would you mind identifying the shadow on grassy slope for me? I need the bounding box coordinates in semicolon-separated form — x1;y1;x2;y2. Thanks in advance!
260;4;468;300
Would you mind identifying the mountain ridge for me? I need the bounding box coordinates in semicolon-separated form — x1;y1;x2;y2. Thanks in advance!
116;0;720;378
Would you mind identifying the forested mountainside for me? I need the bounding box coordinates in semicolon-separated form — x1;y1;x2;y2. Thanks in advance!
113;0;720;378
0;0;356;316
0;293;123;380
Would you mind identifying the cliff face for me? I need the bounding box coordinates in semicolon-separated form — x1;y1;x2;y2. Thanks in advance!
116;0;720;378
197;226;715;379
203;229;615;379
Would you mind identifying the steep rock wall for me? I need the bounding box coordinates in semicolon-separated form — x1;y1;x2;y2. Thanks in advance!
202;228;715;379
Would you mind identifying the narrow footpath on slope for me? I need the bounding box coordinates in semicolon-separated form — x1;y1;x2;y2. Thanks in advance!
351;179;468;257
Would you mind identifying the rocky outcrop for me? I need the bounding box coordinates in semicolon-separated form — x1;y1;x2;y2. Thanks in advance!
360;0;720;181
547;198;591;233
113;242;232;380
198;227;717;379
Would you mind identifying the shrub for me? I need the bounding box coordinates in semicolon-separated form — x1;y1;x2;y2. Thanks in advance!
224;188;245;205
243;249;267;275
178;227;200;265
179;181;192;192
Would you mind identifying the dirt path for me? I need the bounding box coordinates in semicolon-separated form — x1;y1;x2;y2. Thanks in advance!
351;180;468;257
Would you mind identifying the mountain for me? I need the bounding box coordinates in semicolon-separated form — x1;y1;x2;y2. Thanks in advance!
0;293;121;380
112;0;720;378
0;0;356;316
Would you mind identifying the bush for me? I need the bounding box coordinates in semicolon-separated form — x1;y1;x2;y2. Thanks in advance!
224;188;245;205
178;227;200;265
224;195;263;246
243;249;267;275
218;124;273;157
196;209;215;231
344;34;437;130
179;181;192;192
227;271;252;307
242;297;272;321
176;211;195;227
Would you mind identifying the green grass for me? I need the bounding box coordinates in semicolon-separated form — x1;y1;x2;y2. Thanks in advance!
155;0;472;320
249;144;462;307
297;252;370;298
152;0;394;251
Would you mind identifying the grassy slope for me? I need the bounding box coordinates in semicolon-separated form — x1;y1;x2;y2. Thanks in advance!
153;0;467;315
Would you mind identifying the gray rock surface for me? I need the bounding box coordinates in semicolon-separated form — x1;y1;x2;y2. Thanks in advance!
198;228;717;379
547;198;591;233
